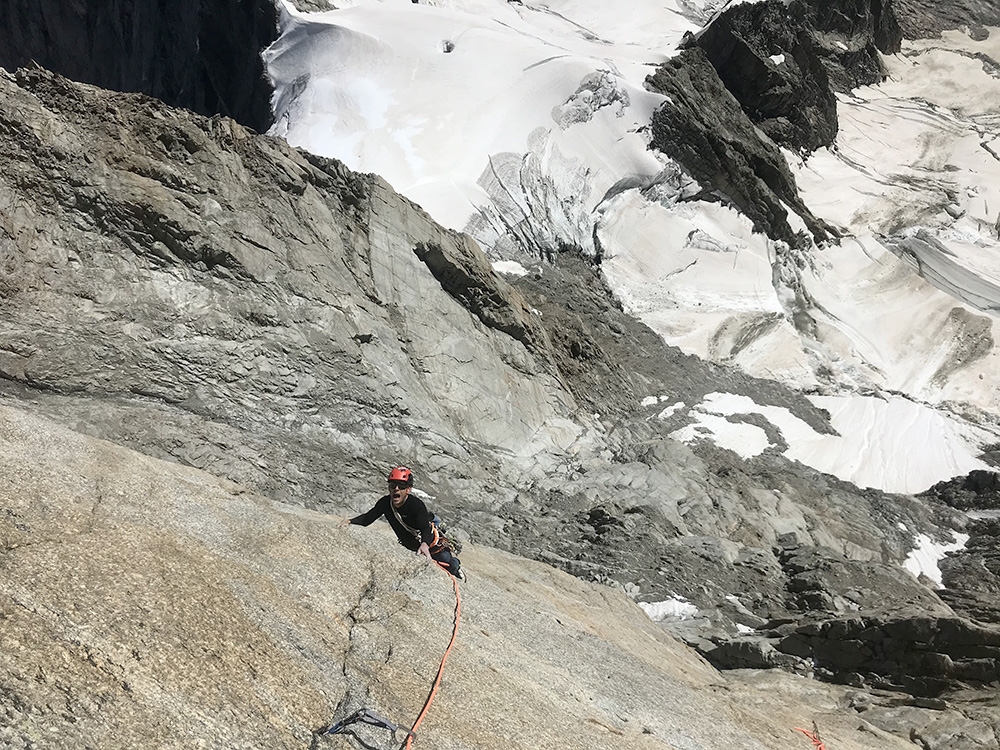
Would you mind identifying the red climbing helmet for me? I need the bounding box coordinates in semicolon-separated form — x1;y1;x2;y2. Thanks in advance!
387;466;413;487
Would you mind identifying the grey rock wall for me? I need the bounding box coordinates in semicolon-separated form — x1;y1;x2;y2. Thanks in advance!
7;401;918;750
0;65;574;511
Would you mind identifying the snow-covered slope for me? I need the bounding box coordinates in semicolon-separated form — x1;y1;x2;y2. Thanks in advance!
266;0;687;235
265;0;1000;492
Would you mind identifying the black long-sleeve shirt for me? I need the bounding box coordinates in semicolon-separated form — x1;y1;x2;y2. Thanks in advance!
349;494;434;551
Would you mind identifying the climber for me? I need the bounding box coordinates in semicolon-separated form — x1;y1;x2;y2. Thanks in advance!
342;466;465;580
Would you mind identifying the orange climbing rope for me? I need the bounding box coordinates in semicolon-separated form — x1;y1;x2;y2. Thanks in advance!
794;726;827;750
405;562;462;749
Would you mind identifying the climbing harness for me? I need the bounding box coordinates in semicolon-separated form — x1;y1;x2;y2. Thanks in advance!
794;726;827;750
323;559;462;749
324;708;415;740
427;523;451;555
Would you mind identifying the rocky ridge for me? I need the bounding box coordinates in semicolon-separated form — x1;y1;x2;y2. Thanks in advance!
644;0;903;246
644;47;830;246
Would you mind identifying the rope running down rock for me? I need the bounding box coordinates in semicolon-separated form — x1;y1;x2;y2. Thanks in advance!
405;562;462;749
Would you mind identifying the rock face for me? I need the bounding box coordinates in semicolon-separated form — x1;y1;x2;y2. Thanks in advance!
0;402;915;750
773;611;1000;696
3;57;1000;750
0;65;570;510
894;0;1000;39
0;0;278;132
921;471;1000;625
691;2;839;154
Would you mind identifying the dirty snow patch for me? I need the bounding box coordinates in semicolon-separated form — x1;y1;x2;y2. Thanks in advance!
492;260;531;276
670;392;992;493
904;532;969;588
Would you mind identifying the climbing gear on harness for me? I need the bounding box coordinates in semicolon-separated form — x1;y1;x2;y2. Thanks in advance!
428;518;461;555
427;523;447;553
323;707;415;740
403;560;462;749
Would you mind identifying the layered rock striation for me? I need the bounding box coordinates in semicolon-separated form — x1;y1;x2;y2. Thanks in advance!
0;65;568;509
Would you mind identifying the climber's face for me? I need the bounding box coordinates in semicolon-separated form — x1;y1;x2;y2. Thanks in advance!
389;481;411;507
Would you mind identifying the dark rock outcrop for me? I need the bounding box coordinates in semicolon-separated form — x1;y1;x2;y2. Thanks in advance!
919;471;1000;624
922;470;1000;511
412;240;548;356
0;0;279;132
793;0;902;87
692;0;901;152
644;0;901;246
691;1;840;154
645;47;832;246
773;611;1000;696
